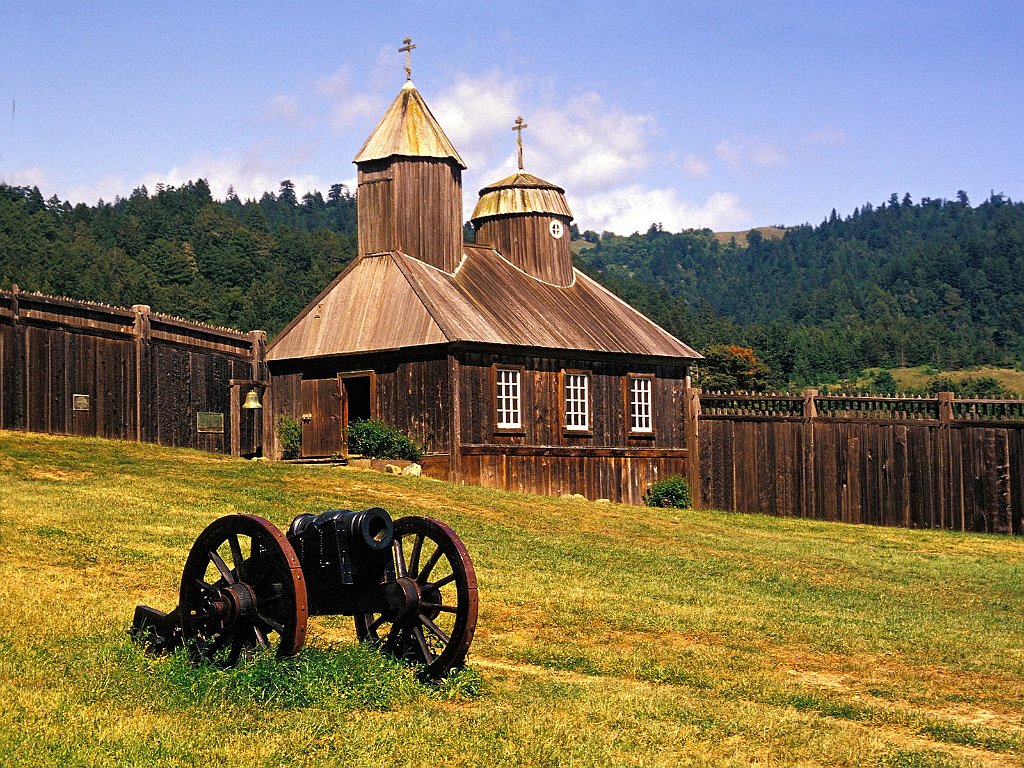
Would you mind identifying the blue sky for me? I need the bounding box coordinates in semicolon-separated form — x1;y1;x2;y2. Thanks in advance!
2;1;1022;234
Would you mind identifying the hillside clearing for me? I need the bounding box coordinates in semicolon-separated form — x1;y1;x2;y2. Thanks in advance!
1;430;1022;766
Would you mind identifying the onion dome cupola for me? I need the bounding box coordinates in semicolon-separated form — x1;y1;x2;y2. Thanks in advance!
353;39;466;272
470;117;575;286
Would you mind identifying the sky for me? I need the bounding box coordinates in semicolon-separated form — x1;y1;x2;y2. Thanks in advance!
2;1;1022;235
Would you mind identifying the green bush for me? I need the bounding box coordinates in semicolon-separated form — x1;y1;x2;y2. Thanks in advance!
277;415;302;460
643;475;692;508
348;419;422;462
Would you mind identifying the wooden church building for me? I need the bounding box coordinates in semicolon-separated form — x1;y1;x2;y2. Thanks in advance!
265;56;700;504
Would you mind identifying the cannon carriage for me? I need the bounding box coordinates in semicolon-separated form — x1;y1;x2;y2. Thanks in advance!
133;507;477;679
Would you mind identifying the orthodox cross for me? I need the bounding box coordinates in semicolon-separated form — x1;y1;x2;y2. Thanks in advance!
399;37;416;81
512;116;528;170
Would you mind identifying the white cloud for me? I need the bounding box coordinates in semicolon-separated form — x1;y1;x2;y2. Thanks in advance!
67;173;130;204
802;126;847;146
315;68;353;99
433;71;524;171
572;187;748;235
64;147;352;205
530;92;656;194
138;149;336;202
433;71;751;234
435;75;656;193
5;165;51;190
715;136;787;173
682;153;711;178
326;92;386;134
312;67;386;134
266;94;305;125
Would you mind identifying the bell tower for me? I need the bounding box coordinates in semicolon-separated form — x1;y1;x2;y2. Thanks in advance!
352;39;466;272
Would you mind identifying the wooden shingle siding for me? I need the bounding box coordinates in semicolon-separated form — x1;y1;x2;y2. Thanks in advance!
389;158;463;273
473;214;574;286
457;353;689;449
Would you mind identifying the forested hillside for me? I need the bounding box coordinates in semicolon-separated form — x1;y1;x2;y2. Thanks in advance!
0;180;357;333
3;182;1023;388
576;192;1024;385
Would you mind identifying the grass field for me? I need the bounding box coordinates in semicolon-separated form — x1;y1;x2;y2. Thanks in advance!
828;366;1024;396
1;430;1022;767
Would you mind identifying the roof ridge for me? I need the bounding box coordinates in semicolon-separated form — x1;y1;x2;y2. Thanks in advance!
386;252;459;342
266;255;365;350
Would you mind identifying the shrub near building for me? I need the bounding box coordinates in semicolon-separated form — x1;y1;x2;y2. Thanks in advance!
347;420;422;462
643;475;692;508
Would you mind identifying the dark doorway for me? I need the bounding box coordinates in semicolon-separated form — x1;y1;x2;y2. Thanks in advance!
343;376;372;422
340;374;374;455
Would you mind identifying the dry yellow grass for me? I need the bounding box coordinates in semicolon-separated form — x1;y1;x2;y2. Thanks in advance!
1;430;1022;766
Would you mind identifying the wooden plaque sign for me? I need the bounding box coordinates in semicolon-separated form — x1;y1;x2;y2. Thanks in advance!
72;394;90;411
196;412;225;434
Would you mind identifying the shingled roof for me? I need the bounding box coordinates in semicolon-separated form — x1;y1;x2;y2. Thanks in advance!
266;246;699;362
352;81;466;169
471;171;573;221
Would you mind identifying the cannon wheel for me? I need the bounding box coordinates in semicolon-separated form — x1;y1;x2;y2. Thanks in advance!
179;514;308;667
354;516;478;679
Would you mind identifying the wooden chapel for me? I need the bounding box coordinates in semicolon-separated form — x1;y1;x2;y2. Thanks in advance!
265;43;700;503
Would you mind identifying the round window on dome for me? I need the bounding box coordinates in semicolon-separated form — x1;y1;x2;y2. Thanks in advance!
549;220;564;239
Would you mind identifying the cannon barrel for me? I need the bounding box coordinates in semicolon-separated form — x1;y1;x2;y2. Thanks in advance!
287;507;394;551
333;507;394;551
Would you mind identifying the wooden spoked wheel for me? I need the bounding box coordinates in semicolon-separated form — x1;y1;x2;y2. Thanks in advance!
178;514;308;667
354;516;478;679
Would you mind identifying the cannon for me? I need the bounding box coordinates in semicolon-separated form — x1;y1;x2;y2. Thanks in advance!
132;508;478;679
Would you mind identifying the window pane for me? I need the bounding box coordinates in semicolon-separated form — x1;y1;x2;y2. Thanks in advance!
496;369;521;428
630;377;653;432
564;373;589;431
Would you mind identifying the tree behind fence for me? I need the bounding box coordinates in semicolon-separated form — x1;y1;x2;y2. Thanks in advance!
693;390;1023;535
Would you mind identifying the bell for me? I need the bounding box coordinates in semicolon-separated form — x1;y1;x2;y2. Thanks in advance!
242;389;263;410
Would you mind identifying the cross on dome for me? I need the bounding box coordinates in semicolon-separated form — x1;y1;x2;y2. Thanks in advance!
512;116;528;170
399;37;416;81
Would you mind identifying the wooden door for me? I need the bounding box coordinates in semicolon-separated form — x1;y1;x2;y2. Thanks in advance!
300;378;343;457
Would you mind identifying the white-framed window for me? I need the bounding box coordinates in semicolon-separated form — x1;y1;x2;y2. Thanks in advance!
629;376;653;433
564;372;590;432
495;368;522;429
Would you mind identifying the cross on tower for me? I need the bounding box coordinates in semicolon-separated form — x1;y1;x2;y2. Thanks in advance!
399;37;416;81
512;116;528;170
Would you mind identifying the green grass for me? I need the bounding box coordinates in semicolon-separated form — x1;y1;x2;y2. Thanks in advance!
2;430;1023;766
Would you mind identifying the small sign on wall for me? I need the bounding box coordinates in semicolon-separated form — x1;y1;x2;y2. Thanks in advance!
72;394;90;411
197;412;225;434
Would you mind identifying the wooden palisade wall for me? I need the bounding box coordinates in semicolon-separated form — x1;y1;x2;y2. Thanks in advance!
0;286;267;455
696;390;1024;535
